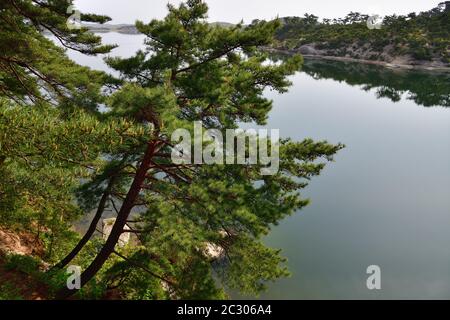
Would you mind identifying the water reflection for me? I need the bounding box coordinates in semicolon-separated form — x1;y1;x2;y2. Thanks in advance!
271;53;450;108
67;34;450;299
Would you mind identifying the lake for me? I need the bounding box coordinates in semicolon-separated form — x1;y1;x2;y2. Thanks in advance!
68;33;450;300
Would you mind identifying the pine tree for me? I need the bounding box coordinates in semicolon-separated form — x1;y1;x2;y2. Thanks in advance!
0;1;143;266
55;0;343;299
0;0;117;108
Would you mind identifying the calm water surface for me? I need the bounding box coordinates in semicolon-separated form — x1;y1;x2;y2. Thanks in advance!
69;33;450;299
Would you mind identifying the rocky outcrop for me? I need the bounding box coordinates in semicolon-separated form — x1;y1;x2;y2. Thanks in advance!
203;242;225;259
298;45;323;55
102;218;131;247
267;44;450;72
0;227;44;257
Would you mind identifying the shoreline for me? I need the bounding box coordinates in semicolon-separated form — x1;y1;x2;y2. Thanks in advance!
79;26;450;73
266;48;450;73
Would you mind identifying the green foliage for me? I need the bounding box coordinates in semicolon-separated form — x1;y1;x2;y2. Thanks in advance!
175;257;227;299
1;0;344;300
0;0;142;300
75;279;108;300
0;102;145;242
91;0;343;299
272;3;450;64
4;254;41;275
2;252;108;299
103;250;170;300
0;0;116;107
220;237;289;295
0;0;143;257
40;269;68;296
0;282;23;300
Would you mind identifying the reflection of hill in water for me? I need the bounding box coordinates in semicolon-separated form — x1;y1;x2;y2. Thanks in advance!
271;53;450;108
302;60;450;107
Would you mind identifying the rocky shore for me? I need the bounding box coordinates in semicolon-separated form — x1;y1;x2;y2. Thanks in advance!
266;46;450;72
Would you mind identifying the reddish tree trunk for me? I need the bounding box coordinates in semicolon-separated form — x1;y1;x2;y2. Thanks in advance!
51;177;115;271
55;141;157;300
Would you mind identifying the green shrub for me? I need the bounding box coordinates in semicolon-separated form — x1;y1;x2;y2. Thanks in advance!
4;254;40;275
0;282;23;300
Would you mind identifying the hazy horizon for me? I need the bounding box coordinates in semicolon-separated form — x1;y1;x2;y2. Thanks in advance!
74;0;440;24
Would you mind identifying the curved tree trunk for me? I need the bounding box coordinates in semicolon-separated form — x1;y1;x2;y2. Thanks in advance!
55;141;157;300
51;177;115;271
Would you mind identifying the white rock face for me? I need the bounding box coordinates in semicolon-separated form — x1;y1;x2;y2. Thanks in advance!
299;45;319;55
203;231;228;259
203;242;224;259
102;218;131;247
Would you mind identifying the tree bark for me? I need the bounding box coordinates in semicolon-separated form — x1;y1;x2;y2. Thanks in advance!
51;176;116;271
55;140;157;299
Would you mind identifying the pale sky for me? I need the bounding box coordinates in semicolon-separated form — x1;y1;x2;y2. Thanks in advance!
74;0;439;24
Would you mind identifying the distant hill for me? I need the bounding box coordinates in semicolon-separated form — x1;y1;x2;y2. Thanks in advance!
84;23;140;34
84;21;236;34
268;2;450;69
79;4;450;71
209;22;236;28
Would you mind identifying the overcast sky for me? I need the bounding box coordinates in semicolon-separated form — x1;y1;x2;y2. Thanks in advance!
74;0;439;24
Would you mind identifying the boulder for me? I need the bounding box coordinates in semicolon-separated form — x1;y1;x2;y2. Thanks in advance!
102;218;130;247
298;45;319;55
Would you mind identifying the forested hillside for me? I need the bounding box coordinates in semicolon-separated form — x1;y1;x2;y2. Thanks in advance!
268;2;450;66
